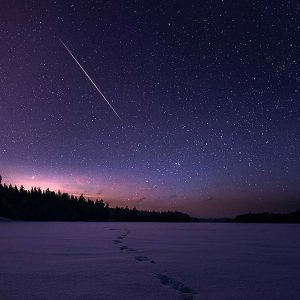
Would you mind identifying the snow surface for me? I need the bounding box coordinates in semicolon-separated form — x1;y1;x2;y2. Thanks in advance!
0;222;299;299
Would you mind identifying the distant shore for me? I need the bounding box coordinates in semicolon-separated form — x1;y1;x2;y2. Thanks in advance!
0;217;15;222
1;176;299;224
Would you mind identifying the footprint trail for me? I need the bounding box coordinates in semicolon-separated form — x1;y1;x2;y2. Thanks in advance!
111;228;197;299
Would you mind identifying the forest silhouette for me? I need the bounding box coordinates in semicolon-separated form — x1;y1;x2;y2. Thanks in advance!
0;176;190;222
235;211;300;223
1;176;299;223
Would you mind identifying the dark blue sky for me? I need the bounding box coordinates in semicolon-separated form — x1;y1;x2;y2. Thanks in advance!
0;0;299;217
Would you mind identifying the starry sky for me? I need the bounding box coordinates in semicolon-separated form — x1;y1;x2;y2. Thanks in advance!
0;0;299;217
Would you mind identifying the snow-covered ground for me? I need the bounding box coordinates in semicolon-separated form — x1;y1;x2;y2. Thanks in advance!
0;222;299;300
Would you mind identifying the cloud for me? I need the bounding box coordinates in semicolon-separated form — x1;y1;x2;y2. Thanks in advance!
203;196;214;201
133;197;146;207
96;189;104;196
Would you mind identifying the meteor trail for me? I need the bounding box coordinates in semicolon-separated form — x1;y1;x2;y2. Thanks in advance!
59;39;122;121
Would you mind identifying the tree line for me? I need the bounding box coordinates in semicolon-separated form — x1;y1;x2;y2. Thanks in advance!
0;176;190;222
235;211;300;223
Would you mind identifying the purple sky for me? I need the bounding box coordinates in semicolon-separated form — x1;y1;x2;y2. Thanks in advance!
0;1;299;217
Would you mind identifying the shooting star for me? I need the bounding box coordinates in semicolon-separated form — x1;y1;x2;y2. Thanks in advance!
59;39;122;121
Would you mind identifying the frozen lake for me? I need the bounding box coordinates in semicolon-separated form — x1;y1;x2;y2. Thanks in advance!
0;222;299;300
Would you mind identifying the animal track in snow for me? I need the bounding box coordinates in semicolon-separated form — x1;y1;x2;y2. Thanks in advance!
113;230;133;251
114;239;122;244
154;273;197;300
113;230;155;263
135;256;156;264
111;229;196;299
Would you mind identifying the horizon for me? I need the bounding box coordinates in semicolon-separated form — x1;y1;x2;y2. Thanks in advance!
0;174;299;219
0;1;299;218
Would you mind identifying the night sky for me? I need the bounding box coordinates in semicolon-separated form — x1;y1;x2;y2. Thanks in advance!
0;1;299;217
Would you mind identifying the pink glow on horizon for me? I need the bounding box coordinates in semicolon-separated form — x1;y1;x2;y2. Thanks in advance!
3;164;296;217
1;166;160;205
